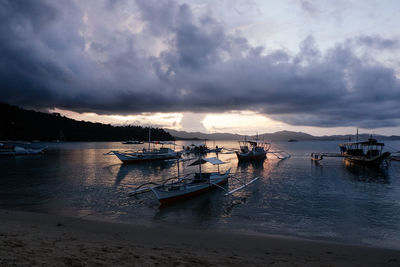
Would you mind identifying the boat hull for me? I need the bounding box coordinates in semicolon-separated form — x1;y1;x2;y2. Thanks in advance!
0;147;47;156
235;151;266;161
345;152;391;167
112;151;179;164
151;170;231;204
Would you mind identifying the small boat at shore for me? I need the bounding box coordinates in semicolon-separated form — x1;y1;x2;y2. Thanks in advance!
235;140;271;161
0;142;47;156
129;156;259;205
151;157;231;204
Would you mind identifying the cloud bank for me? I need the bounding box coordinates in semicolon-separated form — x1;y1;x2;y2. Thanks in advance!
1;0;400;128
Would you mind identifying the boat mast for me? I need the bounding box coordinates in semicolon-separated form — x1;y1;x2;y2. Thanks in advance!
199;154;202;178
177;154;180;180
148;127;151;151
356;128;359;142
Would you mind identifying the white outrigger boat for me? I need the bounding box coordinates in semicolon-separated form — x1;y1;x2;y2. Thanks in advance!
129;156;259;205
106;141;180;164
106;127;180;163
0;142;47;156
122;140;143;144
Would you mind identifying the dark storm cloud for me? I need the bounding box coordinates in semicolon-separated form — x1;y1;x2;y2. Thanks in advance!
356;35;399;50
1;0;400;128
299;0;319;15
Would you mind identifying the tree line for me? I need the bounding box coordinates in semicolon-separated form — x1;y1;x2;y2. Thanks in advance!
0;102;174;141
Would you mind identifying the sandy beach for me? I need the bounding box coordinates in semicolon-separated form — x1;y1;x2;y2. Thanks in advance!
0;209;399;266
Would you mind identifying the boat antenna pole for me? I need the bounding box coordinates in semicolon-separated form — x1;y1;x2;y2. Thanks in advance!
177;153;180;181
148;126;151;151
199;154;202;178
356;128;359;142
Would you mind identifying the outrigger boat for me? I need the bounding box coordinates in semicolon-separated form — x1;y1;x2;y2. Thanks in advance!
106;141;180;164
122;140;143;144
391;154;400;162
311;135;391;167
235;140;271;161
129;156;259;205
182;141;223;154
0;142;47;156
106;127;180;163
339;138;391;167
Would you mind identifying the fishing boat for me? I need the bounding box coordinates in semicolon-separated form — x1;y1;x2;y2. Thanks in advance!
339;138;391;167
235;140;271;161
0;142;47;156
183;144;223;154
108;141;180;163
183;144;209;154
107;127;180;163
311;133;390;167
151;157;230;204
129;156;259;205
122;140;143;144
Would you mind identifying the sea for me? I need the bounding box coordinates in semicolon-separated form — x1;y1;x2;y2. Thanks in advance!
1;140;400;250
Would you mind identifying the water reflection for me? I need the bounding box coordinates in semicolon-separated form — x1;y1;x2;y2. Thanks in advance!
154;182;242;226
112;161;176;185
343;160;389;184
237;160;264;171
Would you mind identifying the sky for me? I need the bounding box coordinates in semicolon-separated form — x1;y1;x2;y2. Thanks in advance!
1;0;400;136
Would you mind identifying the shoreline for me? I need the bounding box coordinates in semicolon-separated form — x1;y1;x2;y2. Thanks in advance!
1;209;399;266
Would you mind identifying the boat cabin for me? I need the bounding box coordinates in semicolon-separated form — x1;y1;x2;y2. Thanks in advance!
339;138;384;158
239;141;270;152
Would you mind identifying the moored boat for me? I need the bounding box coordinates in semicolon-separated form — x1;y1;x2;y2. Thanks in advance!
235;140;270;161
107;127;180;163
0;142;47;156
339;138;391;167
129;156;259;205
109;142;180;163
151;157;231;204
122;140;143;144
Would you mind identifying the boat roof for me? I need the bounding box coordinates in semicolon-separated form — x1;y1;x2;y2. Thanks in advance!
188;157;225;166
240;140;270;145
150;141;176;145
340;138;384;147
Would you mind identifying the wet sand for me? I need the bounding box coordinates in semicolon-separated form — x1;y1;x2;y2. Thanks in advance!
1;209;399;266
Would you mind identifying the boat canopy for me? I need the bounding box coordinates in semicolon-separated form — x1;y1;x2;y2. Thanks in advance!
150;141;177;145
240;140;270;145
340;138;384;147
188;157;225;166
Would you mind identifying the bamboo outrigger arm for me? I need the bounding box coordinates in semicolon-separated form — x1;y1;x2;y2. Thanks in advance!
225;177;260;196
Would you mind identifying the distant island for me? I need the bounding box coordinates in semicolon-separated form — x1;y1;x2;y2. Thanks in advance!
0;102;173;141
167;129;400;142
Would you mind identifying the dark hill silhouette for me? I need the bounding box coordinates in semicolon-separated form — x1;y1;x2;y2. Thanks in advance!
0;102;173;141
168;129;400;141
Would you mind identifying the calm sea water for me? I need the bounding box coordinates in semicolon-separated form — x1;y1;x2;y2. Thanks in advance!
1;140;400;249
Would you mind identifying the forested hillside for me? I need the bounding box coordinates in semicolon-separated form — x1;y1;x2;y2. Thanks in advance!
0;102;173;141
